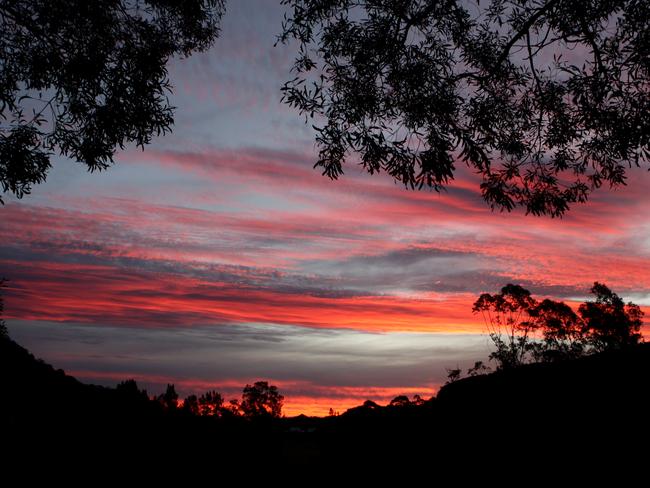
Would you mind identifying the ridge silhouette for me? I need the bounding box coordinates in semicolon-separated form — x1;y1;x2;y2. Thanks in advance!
2;334;648;471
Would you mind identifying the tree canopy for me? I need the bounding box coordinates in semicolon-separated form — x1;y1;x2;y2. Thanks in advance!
0;0;225;203
278;0;650;216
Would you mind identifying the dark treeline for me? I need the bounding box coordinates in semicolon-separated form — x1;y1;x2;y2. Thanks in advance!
133;379;284;419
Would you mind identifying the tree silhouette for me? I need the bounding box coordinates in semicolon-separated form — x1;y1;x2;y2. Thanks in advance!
473;284;538;369
226;398;242;417
240;381;284;418
531;298;586;361
445;367;463;384
388;395;411;407
278;0;650;216
474;282;644;368
158;383;179;411
466;361;490;377
116;379;149;402
361;400;379;410
198;390;224;416
182;394;200;416
0;0;225;203
579;282;644;352
411;394;425;406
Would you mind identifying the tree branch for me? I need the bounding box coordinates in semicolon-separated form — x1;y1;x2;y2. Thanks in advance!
495;0;561;67
578;16;603;74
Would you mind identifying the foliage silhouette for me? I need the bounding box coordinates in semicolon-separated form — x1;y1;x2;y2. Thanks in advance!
473;284;538;369
182;394;200;415
226;397;242;416
466;360;490;377
445;367;463;384
531;298;586;360
388;395;411;408
278;0;650;216
158;383;179;411
116;378;149;402
240;380;284;418
198;390;224;416
362;399;380;409
0;0;225;203
411;394;425;406
579;282;644;351
474;282;644;369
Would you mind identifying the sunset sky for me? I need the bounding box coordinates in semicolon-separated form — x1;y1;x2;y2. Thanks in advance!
2;1;650;416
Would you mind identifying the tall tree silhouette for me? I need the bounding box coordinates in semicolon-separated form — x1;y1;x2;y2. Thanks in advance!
473;284;538;369
278;0;650;216
0;0;225;203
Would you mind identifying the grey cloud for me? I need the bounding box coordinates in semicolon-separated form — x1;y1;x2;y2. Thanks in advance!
9;320;490;397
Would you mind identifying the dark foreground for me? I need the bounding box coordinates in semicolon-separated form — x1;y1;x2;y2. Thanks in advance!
2;337;649;474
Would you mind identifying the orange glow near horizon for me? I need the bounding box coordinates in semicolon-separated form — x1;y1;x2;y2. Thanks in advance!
67;369;438;417
281;386;438;417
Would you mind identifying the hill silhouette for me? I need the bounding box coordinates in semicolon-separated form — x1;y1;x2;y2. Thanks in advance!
437;343;650;413
0;337;284;471
2;336;649;471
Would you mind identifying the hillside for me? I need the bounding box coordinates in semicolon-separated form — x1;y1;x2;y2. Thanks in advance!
437;342;650;408
2;336;649;469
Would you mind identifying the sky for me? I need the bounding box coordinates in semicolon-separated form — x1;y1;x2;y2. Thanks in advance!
2;1;650;416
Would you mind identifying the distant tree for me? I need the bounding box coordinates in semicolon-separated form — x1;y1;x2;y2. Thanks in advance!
198;390;224;417
530;298;587;361
411;394;425;406
445;367;463;384
361;400;379;410
579;282;644;352
278;0;650;216
158;383;179;411
389;395;411;407
226;398;241;417
182;394;199;416
240;381;284;418
0;278;7;338
466;361;491;377
473;284;538;369
0;0;225;203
